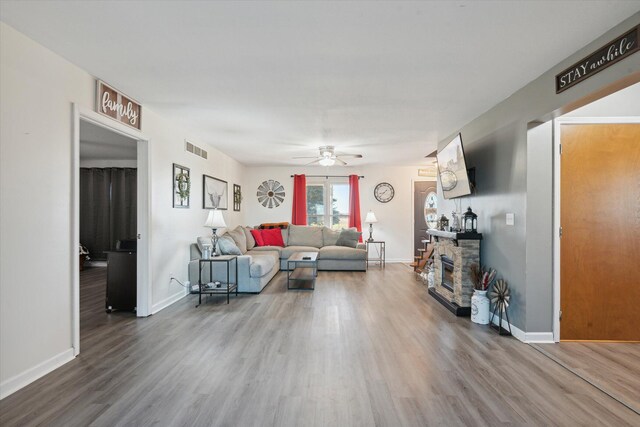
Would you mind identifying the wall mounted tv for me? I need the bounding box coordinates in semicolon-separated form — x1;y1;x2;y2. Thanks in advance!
436;133;473;199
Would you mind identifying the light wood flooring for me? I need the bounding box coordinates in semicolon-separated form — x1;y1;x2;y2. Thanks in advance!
534;342;640;414
1;265;639;426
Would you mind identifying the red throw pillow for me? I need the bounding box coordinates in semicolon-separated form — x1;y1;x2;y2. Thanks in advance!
250;229;265;246
261;228;285;247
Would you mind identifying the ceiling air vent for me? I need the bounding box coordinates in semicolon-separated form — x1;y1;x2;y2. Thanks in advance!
185;140;207;160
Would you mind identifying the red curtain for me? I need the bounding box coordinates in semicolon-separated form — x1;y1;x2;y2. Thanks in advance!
291;174;307;225
348;174;362;241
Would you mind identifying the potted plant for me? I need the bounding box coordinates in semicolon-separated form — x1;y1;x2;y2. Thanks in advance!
469;264;496;325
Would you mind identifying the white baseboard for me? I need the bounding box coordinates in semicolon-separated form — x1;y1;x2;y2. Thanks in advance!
151;289;188;314
489;316;554;343
386;259;413;264
524;332;555;343
0;348;75;400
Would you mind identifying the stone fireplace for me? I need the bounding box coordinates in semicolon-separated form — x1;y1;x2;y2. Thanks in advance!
427;230;482;316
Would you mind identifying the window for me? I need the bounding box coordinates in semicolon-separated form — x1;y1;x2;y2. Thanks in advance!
306;181;350;230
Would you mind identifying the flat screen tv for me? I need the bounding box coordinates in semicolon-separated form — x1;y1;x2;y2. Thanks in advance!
436;133;472;199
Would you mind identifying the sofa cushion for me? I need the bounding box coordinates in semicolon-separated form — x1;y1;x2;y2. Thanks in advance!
288;225;323;248
280;246;319;259
243;226;256;250
218;236;242;255
319;245;367;260
322;227;341;246
336;229;362;248
227;226;247;253
249;254;277;278
261;228;285;247
249;245;282;254
196;236;213;253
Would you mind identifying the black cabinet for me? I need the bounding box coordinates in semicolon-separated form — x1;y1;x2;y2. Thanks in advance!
105;251;136;313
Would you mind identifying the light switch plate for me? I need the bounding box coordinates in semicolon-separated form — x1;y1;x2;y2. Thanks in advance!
506;213;515;226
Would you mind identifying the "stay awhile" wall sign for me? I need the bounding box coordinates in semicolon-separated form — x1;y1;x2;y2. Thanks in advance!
96;80;142;130
556;25;639;94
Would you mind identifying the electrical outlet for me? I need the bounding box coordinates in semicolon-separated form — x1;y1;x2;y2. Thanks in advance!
506;213;515;226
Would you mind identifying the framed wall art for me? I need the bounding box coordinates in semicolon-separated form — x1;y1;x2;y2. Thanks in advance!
173;163;190;208
233;184;242;211
203;175;228;210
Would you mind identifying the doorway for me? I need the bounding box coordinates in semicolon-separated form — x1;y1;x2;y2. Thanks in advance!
413;180;437;255
555;119;640;342
72;105;151;356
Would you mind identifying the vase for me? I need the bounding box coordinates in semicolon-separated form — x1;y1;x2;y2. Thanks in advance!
427;266;435;288
471;290;490;325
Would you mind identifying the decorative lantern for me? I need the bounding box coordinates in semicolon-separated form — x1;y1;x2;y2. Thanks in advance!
463;207;477;233
438;214;449;231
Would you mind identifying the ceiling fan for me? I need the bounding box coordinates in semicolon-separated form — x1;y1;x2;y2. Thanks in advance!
293;145;363;166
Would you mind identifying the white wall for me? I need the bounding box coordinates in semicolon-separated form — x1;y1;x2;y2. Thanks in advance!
0;22;247;397
243;165;430;262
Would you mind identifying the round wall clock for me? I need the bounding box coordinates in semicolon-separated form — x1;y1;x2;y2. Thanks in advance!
439;170;458;191
257;180;285;208
374;182;395;203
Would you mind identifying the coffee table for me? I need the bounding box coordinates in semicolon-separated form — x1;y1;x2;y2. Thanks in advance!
287;252;318;290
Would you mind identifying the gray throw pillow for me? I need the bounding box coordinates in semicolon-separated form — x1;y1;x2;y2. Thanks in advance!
336;229;362;248
322;227;341;246
243;226;256;250
228;226;247;253
218;236;242;255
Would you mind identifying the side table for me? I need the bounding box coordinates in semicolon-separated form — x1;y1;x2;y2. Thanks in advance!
366;240;385;269
197;255;238;307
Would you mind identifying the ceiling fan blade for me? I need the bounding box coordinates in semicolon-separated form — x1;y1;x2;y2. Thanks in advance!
334;158;348;165
305;159;322;165
337;154;362;159
292;156;321;159
425;150;437;158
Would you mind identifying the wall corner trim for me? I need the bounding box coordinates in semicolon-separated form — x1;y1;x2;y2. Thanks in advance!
151;289;188;315
0;348;75;400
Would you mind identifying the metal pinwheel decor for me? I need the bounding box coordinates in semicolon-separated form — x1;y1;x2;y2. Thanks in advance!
489;279;512;336
257;180;285;208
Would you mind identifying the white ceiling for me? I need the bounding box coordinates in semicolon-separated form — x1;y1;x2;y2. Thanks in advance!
2;1;639;166
80;120;137;161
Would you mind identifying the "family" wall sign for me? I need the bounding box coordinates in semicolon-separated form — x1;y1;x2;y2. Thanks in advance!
556;25;639;94
96;80;142;130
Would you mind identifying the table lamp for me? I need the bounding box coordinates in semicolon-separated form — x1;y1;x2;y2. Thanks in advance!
364;211;378;242
204;209;226;256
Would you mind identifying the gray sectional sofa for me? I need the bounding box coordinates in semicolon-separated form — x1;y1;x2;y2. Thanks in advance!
188;224;366;293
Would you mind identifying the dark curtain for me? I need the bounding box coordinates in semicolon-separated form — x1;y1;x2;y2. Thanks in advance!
80;168;137;260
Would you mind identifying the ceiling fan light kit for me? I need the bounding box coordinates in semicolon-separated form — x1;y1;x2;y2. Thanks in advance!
293;145;362;166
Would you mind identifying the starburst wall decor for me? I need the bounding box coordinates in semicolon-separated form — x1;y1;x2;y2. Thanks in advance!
257;180;285;208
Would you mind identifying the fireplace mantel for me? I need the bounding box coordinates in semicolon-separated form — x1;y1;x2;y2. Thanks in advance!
428;229;482;245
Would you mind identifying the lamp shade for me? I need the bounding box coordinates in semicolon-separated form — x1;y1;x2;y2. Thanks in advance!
204;209;226;228
364;211;378;223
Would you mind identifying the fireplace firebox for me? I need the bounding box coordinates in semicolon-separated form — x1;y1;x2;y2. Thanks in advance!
441;255;455;292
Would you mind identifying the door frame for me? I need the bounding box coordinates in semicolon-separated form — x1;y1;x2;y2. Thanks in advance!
552;116;640;342
411;178;438;254
71;104;152;356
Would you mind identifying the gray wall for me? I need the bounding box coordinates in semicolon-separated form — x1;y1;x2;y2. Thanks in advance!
438;14;640;333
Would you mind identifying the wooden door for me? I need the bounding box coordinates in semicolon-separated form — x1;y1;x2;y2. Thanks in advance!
560;123;640;341
414;181;437;256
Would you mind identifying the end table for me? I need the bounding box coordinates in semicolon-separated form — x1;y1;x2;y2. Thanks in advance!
366;240;385;269
197;255;238;307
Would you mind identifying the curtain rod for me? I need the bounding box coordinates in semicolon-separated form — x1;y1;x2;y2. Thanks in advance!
290;175;364;179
